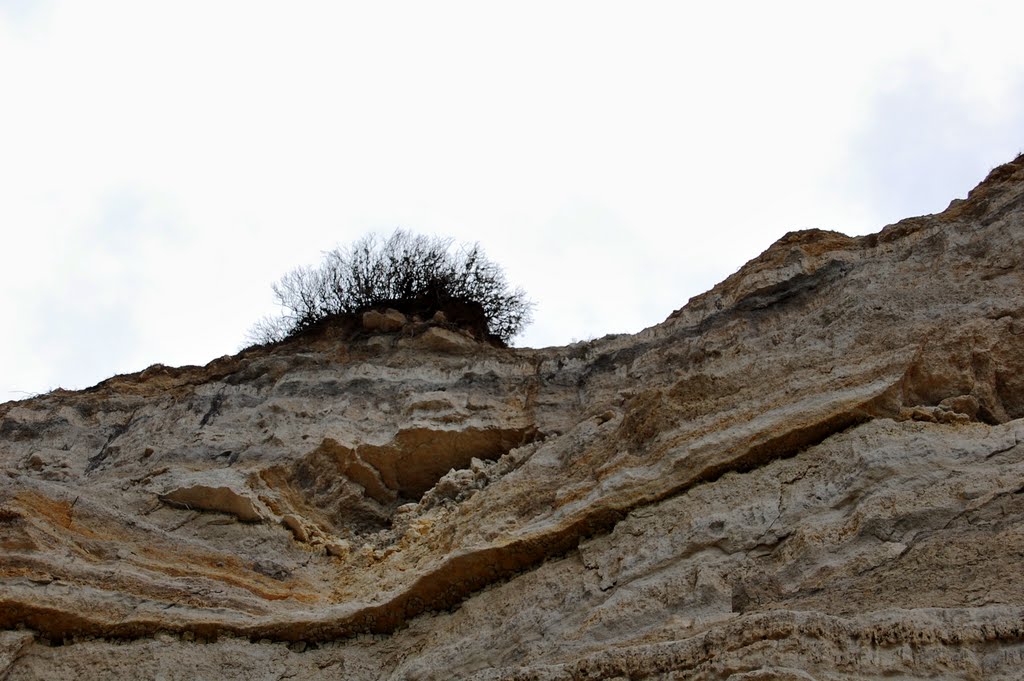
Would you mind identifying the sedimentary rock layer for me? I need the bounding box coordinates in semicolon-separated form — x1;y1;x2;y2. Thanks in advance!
1;155;1022;679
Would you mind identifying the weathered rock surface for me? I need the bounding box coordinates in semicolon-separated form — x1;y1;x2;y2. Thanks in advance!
1;155;1023;679
362;309;408;333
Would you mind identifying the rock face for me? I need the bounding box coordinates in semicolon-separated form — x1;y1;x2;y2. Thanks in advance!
1;156;1023;680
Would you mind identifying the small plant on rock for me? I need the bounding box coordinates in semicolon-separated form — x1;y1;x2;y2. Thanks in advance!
247;230;533;346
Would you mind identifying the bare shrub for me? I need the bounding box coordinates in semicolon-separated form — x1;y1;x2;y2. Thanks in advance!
247;230;532;345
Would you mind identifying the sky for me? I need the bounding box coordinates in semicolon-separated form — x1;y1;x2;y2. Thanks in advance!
1;1;1023;400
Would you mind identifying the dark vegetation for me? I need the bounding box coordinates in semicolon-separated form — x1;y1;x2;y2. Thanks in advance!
247;230;533;346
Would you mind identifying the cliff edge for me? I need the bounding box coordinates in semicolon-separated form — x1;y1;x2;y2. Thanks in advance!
2;155;1023;679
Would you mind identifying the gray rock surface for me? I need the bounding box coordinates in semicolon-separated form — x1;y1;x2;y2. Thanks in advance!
1;155;1023;679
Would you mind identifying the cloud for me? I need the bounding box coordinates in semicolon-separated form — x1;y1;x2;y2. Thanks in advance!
3;1;1024;398
840;61;1024;226
13;191;166;390
0;0;52;28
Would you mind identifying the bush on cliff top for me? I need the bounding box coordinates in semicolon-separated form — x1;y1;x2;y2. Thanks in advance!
247;230;533;345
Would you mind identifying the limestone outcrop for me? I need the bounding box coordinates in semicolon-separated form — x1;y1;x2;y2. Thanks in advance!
1;155;1023;679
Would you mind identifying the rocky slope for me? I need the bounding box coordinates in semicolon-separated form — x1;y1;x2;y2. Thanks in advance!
1;155;1023;680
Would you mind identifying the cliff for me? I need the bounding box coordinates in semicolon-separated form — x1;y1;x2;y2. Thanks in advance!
1;155;1023;680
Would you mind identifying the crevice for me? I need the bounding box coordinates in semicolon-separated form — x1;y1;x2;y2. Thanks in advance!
732;260;852;313
198;393;226;428
985;437;1019;459
261;426;540;539
690;411;873;486
85;409;139;474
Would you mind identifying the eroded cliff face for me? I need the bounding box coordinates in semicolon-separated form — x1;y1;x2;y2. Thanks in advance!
1;156;1023;680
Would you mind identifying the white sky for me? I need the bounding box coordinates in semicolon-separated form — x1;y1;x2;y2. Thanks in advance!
1;1;1022;399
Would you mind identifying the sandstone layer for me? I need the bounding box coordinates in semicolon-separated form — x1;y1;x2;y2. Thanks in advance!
1;156;1023;679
